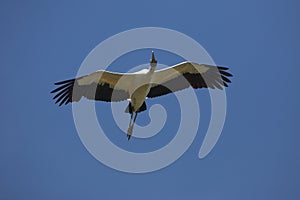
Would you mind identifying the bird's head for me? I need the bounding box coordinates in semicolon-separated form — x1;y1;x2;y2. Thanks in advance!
150;51;157;68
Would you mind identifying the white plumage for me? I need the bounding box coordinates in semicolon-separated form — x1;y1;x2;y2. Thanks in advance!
51;52;232;139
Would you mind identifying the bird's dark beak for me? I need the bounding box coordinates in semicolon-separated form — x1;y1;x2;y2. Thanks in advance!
151;51;157;64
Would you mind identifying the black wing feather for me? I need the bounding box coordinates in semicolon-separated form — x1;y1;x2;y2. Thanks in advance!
51;78;129;106
147;66;232;98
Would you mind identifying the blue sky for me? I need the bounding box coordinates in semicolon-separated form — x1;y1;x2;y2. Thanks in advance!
0;0;299;199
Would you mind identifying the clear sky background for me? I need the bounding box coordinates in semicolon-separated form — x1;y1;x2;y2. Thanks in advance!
0;0;299;199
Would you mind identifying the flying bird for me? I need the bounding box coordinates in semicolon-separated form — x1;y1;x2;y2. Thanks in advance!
51;52;232;140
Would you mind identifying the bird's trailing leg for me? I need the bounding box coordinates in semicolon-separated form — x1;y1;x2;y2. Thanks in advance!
127;112;138;140
127;113;134;140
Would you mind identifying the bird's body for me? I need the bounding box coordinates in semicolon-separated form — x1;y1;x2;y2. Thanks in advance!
51;52;232;139
128;68;155;113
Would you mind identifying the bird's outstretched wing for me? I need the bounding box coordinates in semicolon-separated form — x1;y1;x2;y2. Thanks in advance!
147;62;232;98
51;70;133;106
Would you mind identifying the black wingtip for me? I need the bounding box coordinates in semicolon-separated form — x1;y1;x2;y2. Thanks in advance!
217;66;229;70
221;75;231;83
54;78;75;85
218;66;233;76
51;78;75;106
215;66;233;88
220;70;233;77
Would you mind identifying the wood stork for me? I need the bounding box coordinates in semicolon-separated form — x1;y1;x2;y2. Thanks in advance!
51;52;232;140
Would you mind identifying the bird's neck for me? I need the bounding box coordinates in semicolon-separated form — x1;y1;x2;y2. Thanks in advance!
149;65;156;73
